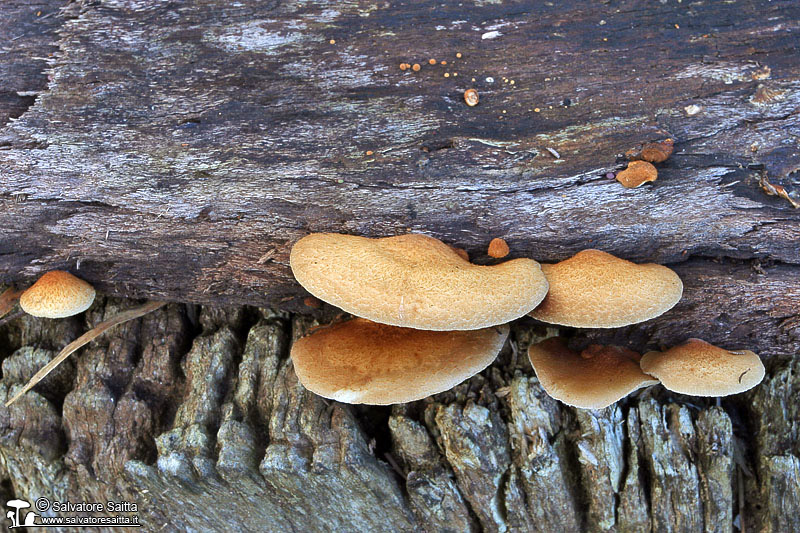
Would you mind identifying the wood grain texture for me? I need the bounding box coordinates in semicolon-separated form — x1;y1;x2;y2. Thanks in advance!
0;1;797;325
0;1;66;126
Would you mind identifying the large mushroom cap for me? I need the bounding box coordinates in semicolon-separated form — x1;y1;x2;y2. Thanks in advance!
290;233;548;331
640;338;764;396
529;249;682;328
527;338;658;409
291;318;509;405
19;271;95;318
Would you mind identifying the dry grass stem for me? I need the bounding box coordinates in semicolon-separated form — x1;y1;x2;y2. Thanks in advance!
5;300;166;406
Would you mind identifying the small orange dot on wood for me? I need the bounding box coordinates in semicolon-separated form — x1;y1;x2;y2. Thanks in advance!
456;52;462;58
400;63;408;71
365;150;374;156
412;63;420;71
429;58;436;65
488;238;510;258
440;60;447;65
304;296;322;309
464;88;479;106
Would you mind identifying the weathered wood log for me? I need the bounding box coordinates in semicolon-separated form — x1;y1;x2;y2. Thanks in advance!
1;0;798;316
0;0;799;531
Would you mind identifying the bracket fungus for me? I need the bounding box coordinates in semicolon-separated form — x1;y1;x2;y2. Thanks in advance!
527;337;659;409
19;270;95;318
290;233;548;331
640;338;765;396
616;160;658;188
291;318;509;405
529;249;683;328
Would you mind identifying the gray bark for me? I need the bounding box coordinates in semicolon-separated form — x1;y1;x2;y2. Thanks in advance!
0;301;798;531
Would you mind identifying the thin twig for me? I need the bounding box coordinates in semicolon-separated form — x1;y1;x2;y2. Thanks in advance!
5;301;166;406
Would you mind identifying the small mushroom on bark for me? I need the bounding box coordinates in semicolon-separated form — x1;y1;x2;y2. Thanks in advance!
291;318;509;405
616;160;658;188
19;270;95;318
487;238;510;258
640;338;765;396
527;337;658;409
626;139;674;163
641;139;674;163
290;233;548;331
530;249;682;328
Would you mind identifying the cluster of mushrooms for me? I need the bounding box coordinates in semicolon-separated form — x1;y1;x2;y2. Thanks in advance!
2;235;765;410
290;233;765;408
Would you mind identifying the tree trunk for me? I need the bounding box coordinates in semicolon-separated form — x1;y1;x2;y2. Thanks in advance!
0;1;798;531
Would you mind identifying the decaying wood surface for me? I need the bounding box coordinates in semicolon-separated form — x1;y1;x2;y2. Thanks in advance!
1;1;798;324
0;0;798;531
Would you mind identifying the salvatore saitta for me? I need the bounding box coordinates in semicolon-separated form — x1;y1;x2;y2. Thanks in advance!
50;500;138;513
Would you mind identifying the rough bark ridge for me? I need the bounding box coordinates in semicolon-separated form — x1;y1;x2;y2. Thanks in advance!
0;300;798;532
0;0;798;531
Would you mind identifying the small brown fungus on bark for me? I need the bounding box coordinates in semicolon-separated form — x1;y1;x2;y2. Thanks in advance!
303;296;322;309
616;160;658;188
487;238;510;258
464;88;479;106
641;139;674;163
19;271;95;318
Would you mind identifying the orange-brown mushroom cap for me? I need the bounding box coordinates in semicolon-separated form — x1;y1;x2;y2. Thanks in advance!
640;338;765;396
19;271;95;319
616;160;658;188
527;338;658;409
291;318;509;405
529;249;683;328
487;238;510;259
290;233;548;331
641;139;674;163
